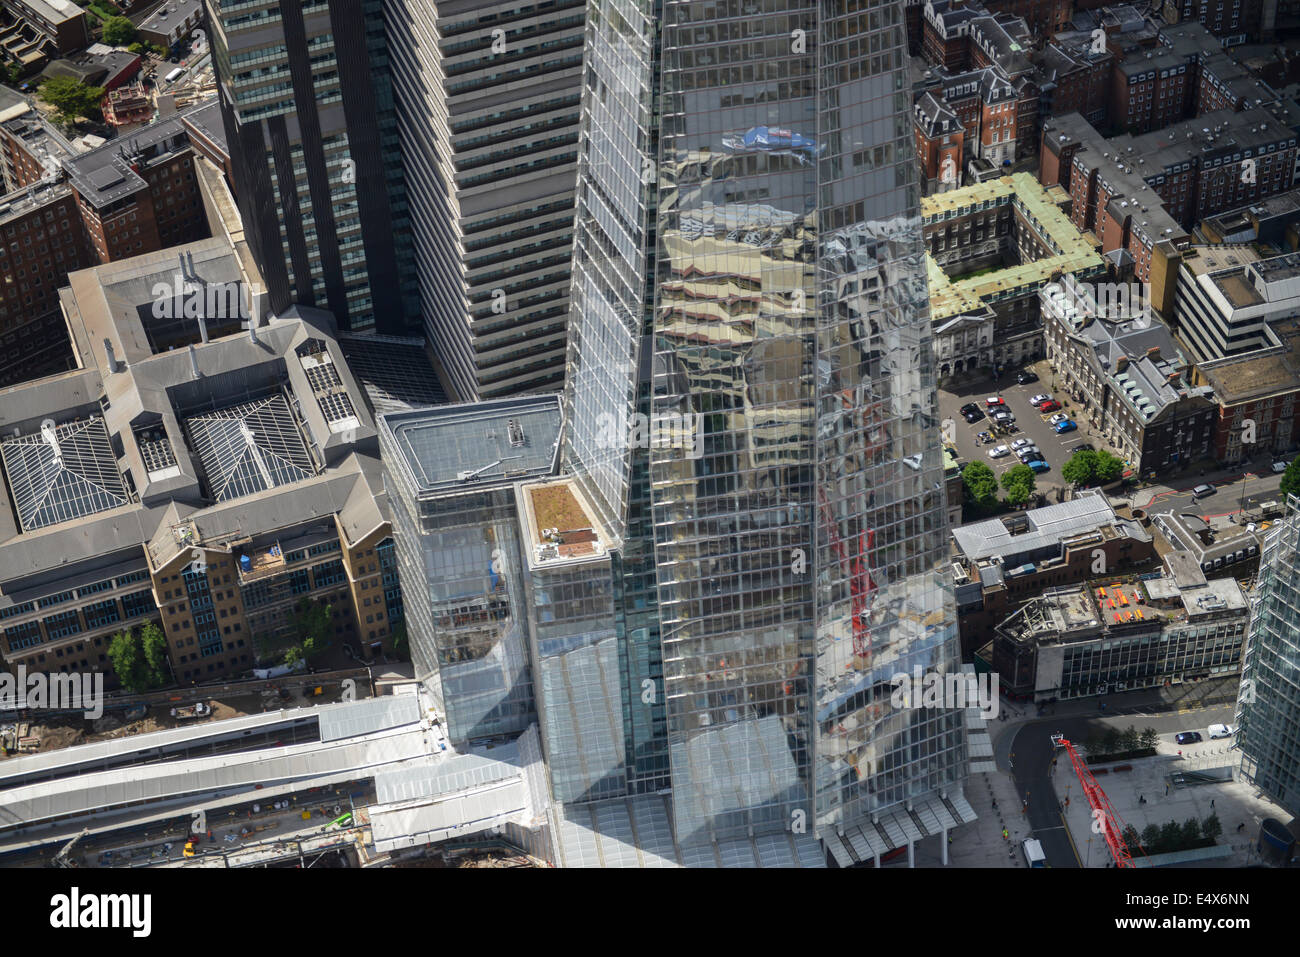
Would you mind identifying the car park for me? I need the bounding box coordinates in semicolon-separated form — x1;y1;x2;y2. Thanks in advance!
1175;731;1203;745
1054;420;1077;434
1048;412;1068;425
1208;723;1234;739
1016;370;1039;384
1193;483;1215;499
1037;400;1060;413
1028;393;1051;406
988;445;1010;458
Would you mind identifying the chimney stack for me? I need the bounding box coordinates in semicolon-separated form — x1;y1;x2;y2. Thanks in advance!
103;337;120;373
188;343;200;379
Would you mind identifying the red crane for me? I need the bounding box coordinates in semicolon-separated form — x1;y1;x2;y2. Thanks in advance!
1052;733;1140;868
817;492;877;660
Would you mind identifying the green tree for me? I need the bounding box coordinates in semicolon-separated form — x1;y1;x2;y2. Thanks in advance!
1119;725;1140;752
1201;814;1222;843
38;75;104;123
1180;817;1201;846
283;644;305;670
1121;825;1142;853
1101;727;1122;755
1062;449;1097;486
1141;824;1161;852
101;15;135;45
1001;463;1037;506
962;460;999;509
1158;821;1182;853
1139;727;1159;750
1280;458;1300;499
292;596;333;661
1093;449;1125;484
107;628;151;693
140;620;169;687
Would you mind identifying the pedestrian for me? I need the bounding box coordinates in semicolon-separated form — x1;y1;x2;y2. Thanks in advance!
1211;799;1215;808
1165;784;1169;796
1237;822;1246;832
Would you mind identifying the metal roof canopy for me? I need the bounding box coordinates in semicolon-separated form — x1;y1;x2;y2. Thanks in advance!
184;393;313;502
0;417;128;532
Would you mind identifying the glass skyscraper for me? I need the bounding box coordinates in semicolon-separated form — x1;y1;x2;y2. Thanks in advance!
1237;494;1300;818
557;0;968;846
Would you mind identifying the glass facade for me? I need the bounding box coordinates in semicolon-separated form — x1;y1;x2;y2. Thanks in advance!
555;0;968;846
1238;495;1300;818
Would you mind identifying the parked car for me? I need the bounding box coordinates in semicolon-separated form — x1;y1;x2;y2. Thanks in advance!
1017;447;1042;463
960;402;981;416
1175;731;1203;745
1193;483;1216;499
1011;438;1033;450
1071;442;1095;453
986;396;1005;407
1027;460;1050;473
988;445;1010;458
1207;723;1234;739
993;409;1015;421
1048;412;1069;425
1054;420;1077;434
1037;400;1061;413
1016;370;1039;384
1028;393;1051;406
1272;459;1290;474
963;408;984;422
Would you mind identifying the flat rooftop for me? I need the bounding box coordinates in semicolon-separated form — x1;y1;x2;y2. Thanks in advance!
382;396;561;496
517;477;609;569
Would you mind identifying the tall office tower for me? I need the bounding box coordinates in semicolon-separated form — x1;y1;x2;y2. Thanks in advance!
206;0;419;334
557;0;968;846
385;0;587;400
1237;494;1300;818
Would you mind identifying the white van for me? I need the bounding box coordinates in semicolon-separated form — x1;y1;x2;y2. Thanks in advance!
1207;723;1234;739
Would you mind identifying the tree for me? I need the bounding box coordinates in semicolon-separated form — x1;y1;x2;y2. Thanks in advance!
38;75;103;123
1062;449;1097;486
1158;821;1182;853
1180;816;1202;846
1139;727;1159;751
283;644;305;670
1121;825;1142;853
1101;727;1122;755
1280;458;1300;499
1119;725;1140;752
1201;813;1222;843
140;620;169;687
1001;463;1037;507
1093;449;1125;484
1141;824;1161;852
102;15;136;45
107;628;151;693
962;460;999;509
292;596;333;661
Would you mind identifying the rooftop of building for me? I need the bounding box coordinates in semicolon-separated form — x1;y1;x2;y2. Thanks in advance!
0;177;72;224
923;172;1106;322
517;476;610;569
0;232;387;599
380;395;561;497
10;0;84;25
1044;275;1209;421
1195;318;1300;404
337;333;446;418
1004;565;1247;645
138;0;200;32
952;488;1148;566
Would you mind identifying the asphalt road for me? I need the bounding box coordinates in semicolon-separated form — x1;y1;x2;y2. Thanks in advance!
1007;704;1235;868
1141;468;1284;522
941;368;1095;495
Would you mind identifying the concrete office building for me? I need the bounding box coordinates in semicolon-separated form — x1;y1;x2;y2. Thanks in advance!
994;551;1248;700
0;221;401;686
384;0;585;400
205;0;419;334
1237;495;1300;819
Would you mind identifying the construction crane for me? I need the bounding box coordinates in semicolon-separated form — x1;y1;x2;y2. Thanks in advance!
52;828;89;868
1051;733;1139;868
817;489;876;660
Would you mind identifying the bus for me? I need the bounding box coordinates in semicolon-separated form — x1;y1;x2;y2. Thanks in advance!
165;67;185;83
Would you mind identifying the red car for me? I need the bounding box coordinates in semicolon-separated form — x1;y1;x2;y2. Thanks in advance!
1037;400;1060;413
